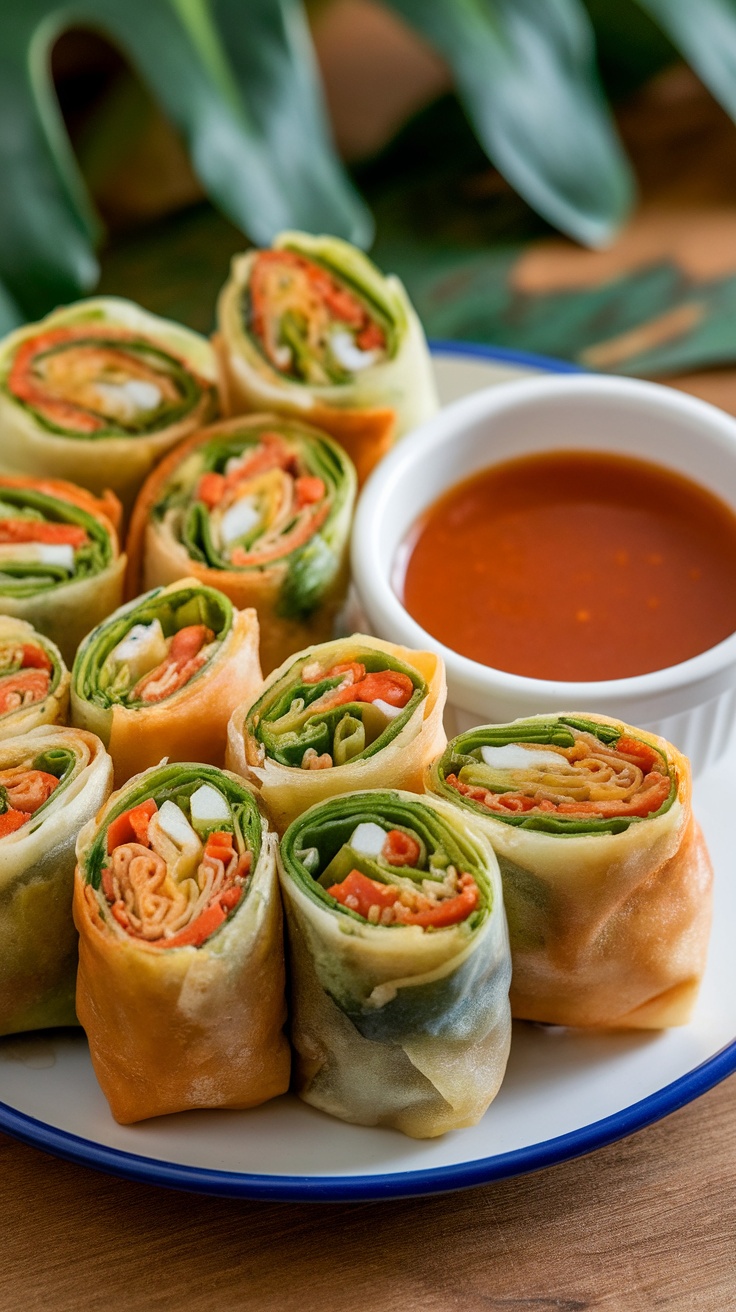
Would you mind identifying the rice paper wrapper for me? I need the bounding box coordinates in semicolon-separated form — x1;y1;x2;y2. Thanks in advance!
0;618;70;740
0;726;113;1034
226;634;447;833
428;713;713;1028
278;789;511;1138
215;232;438;485
71;579;263;787
0;476;125;666
0;297;218;512
125;415;356;675
74;763;290;1123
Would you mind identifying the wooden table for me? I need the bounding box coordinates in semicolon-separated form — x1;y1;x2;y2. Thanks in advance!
0;1072;734;1309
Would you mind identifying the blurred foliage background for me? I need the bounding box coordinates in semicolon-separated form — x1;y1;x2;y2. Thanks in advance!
6;0;736;389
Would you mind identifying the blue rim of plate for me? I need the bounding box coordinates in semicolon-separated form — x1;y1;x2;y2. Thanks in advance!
0;340;732;1202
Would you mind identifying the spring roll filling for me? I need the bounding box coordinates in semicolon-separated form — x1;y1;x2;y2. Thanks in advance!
244;250;396;386
5;326;210;437
76;587;230;710
156;429;332;567
288;801;486;931
441;716;676;834
0;637;58;716
0;744;77;837
0;491;112;597
247;648;427;769
85;772;260;949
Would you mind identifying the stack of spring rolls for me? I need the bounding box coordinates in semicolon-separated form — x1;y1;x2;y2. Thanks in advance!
0;231;714;1142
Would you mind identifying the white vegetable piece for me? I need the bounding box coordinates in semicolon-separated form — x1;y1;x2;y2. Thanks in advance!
220;496;260;545
109;619;168;681
480;744;573;771
94;378;162;419
156;799;201;847
371;697;404;720
349;821;388;857
330;329;379;372
189;783;231;825
0;543;75;572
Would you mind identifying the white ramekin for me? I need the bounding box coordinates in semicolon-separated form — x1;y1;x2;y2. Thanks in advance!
351;374;736;775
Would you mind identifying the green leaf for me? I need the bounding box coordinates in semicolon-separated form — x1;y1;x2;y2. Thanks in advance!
209;0;372;244
384;0;635;247
0;0;370;319
636;0;736;122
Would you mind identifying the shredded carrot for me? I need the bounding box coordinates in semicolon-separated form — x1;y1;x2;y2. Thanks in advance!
382;829;421;867
196;471;226;508
0;809;30;837
0;519;87;547
106;798;158;853
20;644;52;672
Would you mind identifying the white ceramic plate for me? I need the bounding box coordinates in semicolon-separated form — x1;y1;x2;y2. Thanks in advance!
1;342;733;1201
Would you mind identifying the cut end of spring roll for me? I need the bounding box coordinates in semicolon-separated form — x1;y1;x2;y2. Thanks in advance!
226;633;447;833
216;232;438;484
278;789;511;1138
0;297;219;510
0;725;112;1035
126;414;356;674
0;475;125;665
429;713;713;1029
74;761;289;1123
0;617;69;739
71;579;262;786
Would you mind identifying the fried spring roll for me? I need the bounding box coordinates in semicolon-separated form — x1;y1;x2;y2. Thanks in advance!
71;579;262;787
126;415;356;674
0;298;218;511
0;726;112;1034
215;232;437;484
0;475;125;665
279;789;511;1138
0;618;69;739
74;762;290;1123
227;634;446;832
428;713;713;1028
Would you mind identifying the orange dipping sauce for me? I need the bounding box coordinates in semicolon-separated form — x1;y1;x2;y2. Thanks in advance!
398;450;736;682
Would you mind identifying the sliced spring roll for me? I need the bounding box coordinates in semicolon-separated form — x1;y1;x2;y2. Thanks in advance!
279;789;511;1138
428;713;713;1028
227;634;447;833
0;476;125;665
0;297;218;511
215;232;438;484
71;579;262;788
0;725;112;1035
0;618;69;739
74;762;290;1123
126;414;356;673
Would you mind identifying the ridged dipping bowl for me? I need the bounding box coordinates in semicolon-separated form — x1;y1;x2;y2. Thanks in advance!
351;374;736;775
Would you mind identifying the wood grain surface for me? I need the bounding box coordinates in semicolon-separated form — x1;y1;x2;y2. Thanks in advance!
0;1072;733;1311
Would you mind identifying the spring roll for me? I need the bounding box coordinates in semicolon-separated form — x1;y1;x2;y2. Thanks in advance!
74;761;290;1123
0;297;218;512
0;725;112;1035
227;634;447;833
428;713;713;1029
0;476;125;666
71;579;262;788
126;414;356;673
0;618;69;740
215;231;438;484
279;789;511;1138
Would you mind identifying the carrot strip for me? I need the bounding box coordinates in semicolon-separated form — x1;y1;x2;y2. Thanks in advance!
107;799;157;853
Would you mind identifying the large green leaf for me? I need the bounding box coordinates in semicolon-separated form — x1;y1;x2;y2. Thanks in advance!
210;0;372;242
383;0;636;247
636;0;736;121
0;0;370;320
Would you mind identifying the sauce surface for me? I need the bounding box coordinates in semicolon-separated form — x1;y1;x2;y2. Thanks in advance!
398;450;736;681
